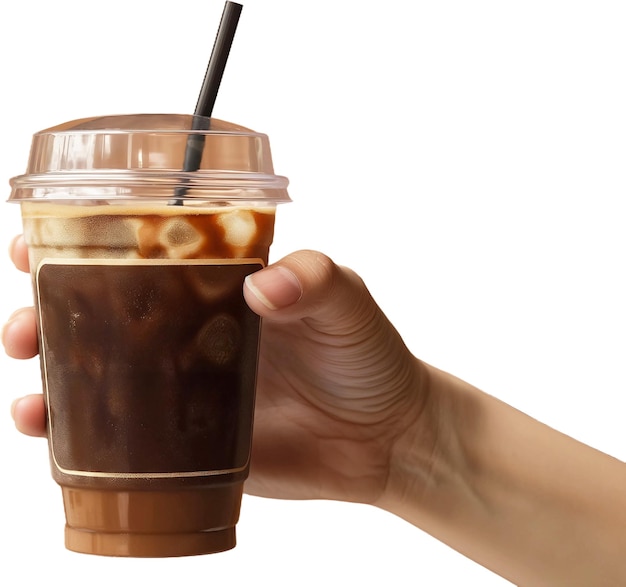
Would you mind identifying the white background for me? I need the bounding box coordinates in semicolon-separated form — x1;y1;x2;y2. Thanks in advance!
1;1;625;585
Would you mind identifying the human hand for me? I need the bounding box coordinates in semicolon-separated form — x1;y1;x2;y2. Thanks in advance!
242;249;427;504
4;238;429;506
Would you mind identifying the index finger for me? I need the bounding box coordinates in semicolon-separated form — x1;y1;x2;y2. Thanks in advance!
8;235;29;273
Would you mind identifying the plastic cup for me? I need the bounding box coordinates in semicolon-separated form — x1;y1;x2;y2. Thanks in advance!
8;113;290;557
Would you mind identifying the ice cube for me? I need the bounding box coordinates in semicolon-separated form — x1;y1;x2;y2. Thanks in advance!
157;218;205;258
217;209;257;248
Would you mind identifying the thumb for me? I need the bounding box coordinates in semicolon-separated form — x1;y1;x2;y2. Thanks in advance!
243;249;375;327
244;250;420;431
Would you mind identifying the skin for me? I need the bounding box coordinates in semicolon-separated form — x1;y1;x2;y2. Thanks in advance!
4;235;626;585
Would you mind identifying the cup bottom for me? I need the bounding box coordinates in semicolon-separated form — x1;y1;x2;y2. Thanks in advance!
61;484;242;557
65;525;236;558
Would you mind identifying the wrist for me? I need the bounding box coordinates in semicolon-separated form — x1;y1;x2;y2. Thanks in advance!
377;361;476;527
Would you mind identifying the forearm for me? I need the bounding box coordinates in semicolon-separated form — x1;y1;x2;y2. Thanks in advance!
378;361;626;586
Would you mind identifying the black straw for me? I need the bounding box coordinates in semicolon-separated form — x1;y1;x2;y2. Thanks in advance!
195;1;243;120
171;1;243;204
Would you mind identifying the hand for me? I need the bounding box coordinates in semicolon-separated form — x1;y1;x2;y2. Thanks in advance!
4;237;428;506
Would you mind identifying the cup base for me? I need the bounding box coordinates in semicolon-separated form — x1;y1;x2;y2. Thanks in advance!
61;484;242;557
65;525;236;558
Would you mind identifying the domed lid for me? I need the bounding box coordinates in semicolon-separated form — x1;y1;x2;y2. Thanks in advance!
9;114;290;203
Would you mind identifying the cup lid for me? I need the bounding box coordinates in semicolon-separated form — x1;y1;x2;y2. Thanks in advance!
8;114;290;203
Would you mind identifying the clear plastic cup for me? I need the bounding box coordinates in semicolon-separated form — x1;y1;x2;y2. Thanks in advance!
8;113;290;557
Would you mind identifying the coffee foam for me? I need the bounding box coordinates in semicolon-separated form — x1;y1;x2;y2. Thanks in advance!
20;202;276;218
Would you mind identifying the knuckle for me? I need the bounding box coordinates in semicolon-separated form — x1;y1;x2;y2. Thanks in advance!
289;249;338;282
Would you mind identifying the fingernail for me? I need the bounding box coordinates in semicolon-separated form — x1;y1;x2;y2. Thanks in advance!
245;266;302;310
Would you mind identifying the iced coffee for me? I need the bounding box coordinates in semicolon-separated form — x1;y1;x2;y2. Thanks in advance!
9;114;290;557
